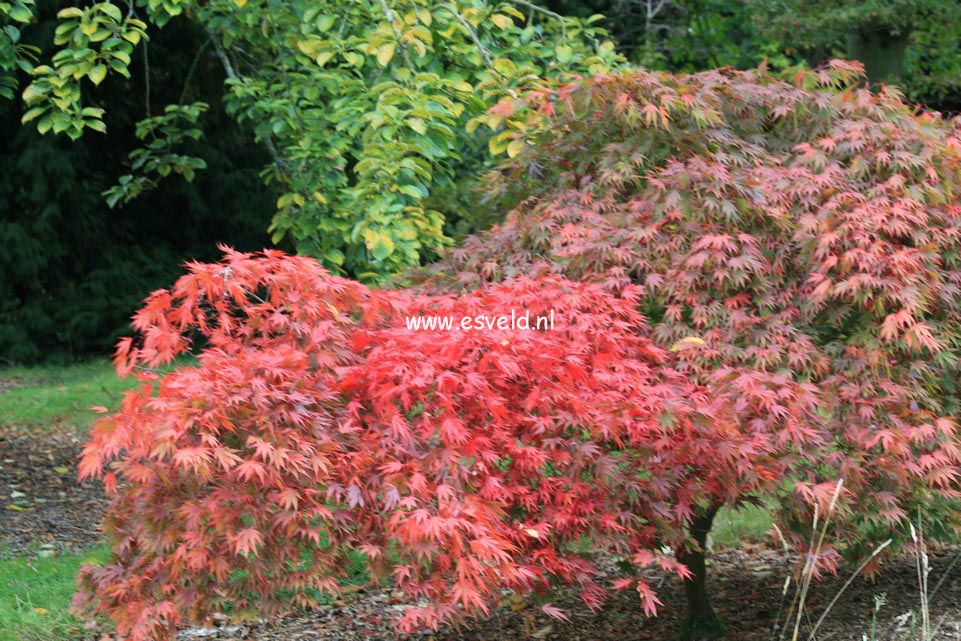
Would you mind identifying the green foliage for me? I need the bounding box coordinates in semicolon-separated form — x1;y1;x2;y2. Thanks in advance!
104;102;208;207
547;0;783;72
0;8;277;363
19;3;146;139
0;0;37;99
4;0;622;280
748;0;945;48
748;0;961;101
2;0;42;96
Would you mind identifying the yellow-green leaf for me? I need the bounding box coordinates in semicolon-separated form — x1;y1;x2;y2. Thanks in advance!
493;58;516;75
366;231;395;261
376;43;396;66
488;131;512;155
490;14;513;29
669;336;706;352
406;117;427;135
89;64;107;86
506;138;525;158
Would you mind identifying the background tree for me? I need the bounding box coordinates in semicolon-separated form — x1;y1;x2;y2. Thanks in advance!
747;0;961;107
546;0;781;72
2;0;621;281
0;2;275;362
417;60;961;638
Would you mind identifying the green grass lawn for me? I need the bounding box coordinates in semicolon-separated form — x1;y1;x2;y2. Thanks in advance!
0;360;129;428
0;548;109;641
711;502;775;550
0;361;124;640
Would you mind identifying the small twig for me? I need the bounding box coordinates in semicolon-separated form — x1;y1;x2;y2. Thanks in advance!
438;4;493;68
377;0;413;68
143;38;151;117
98;382;118;404
179;37;212;105
507;0;568;22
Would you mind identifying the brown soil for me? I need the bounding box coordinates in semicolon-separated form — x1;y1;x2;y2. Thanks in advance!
3;423;959;641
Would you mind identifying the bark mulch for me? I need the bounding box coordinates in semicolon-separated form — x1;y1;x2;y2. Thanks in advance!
3;422;960;641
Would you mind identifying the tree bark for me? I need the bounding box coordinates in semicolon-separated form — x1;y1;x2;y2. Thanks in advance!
845;27;909;86
676;503;725;641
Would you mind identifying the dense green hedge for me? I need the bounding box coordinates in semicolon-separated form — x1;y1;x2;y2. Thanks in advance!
0;8;276;363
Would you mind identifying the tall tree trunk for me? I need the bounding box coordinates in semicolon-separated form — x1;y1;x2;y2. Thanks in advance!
676;503;725;641
845;27;909;86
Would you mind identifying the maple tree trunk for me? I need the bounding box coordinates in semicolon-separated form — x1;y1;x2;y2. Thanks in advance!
676;504;725;641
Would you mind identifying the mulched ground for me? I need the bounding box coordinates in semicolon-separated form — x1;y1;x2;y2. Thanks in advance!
0;422;106;555
192;548;961;641
3;421;960;641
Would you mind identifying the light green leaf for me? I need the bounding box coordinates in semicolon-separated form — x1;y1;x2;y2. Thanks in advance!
100;3;122;22
376;42;396;66
8;4;31;22
88;64;107;86
20;107;45;123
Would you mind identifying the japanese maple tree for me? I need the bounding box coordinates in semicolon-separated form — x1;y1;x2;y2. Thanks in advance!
74;248;726;640
419;60;961;638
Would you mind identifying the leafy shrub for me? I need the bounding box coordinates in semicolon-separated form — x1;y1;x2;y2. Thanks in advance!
74;248;720;639
420;60;961;635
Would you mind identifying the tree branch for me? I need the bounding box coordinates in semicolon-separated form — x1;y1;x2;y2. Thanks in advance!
179;37;212;105
208;29;292;180
507;0;568;22
438;4;493;68
209;30;238;80
143;39;151;117
377;0;414;68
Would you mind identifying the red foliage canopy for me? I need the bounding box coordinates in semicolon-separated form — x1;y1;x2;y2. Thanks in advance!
76;61;961;639
423;61;961;563
75;249;721;640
